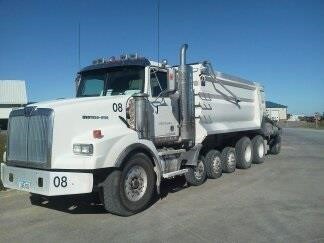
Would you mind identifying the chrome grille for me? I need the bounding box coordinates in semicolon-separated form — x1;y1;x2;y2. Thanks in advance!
7;108;54;168
28;115;52;164
7;115;28;162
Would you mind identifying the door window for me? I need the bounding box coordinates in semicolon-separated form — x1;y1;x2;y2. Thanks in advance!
150;70;167;97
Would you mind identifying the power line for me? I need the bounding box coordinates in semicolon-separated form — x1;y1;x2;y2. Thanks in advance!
78;22;81;69
157;0;160;64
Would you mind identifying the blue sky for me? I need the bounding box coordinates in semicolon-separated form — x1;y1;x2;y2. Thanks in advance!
0;0;323;115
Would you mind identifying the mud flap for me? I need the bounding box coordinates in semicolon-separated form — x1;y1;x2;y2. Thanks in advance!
179;144;203;166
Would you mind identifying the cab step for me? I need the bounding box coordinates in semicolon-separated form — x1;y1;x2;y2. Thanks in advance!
158;149;186;156
162;169;188;179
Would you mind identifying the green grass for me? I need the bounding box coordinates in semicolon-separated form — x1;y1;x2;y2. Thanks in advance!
301;121;324;130
0;132;6;190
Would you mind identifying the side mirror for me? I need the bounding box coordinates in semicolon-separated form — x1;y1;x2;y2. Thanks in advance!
75;74;81;95
200;61;209;75
167;68;177;93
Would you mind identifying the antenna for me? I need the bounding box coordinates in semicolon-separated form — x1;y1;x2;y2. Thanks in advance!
157;0;160;65
78;22;81;69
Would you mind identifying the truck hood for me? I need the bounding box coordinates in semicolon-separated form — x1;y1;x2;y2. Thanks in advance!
28;95;136;170
28;95;130;110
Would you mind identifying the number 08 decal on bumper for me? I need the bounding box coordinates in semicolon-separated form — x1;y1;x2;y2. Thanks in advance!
1;164;93;196
53;176;68;187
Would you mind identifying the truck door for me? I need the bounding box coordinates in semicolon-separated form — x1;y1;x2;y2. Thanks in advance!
148;68;180;141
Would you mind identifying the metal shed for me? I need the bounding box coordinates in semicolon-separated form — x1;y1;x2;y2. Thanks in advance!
0;80;28;129
265;101;288;121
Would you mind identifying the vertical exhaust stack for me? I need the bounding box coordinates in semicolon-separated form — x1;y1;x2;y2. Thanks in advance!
132;93;149;139
179;44;195;146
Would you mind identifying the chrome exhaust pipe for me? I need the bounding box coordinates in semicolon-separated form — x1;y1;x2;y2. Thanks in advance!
179;44;195;145
180;44;188;66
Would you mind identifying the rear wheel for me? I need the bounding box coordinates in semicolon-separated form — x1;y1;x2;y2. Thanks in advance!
101;153;155;216
235;137;253;169
252;135;265;164
221;147;236;173
205;150;222;179
185;156;207;186
270;135;281;154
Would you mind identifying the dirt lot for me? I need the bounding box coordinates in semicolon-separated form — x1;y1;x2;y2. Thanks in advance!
0;128;323;242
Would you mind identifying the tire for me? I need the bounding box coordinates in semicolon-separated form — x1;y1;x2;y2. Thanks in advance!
221;147;236;173
29;193;50;205
205;150;222;179
251;135;265;164
235;137;253;169
185;156;207;186
270;135;281;155
101;153;155;216
29;193;43;205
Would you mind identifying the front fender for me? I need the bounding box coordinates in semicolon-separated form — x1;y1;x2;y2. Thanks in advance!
98;132;162;193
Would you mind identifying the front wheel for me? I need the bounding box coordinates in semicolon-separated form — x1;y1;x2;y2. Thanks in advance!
29;193;45;205
101;153;155;216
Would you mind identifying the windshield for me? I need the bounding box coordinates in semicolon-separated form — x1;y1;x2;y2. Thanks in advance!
77;66;145;97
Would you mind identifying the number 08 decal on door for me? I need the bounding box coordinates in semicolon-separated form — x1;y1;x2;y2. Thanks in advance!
112;103;123;112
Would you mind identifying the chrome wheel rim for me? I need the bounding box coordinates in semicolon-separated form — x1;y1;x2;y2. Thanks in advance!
212;156;221;173
228;152;236;167
194;160;205;180
244;145;252;162
124;165;148;202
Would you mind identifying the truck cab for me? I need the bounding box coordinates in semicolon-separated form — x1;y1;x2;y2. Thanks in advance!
1;51;189;215
76;57;180;141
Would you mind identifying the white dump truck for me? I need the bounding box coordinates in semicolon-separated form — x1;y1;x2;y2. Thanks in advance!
1;44;281;216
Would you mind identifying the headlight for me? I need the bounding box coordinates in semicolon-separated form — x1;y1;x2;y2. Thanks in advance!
73;144;93;155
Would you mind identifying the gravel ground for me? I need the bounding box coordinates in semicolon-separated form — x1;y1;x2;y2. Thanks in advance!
0;128;323;243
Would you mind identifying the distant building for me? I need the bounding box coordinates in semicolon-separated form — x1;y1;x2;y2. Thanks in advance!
0;80;28;129
288;114;304;122
265;101;287;121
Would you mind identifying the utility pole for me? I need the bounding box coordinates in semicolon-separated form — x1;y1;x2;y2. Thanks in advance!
314;112;320;129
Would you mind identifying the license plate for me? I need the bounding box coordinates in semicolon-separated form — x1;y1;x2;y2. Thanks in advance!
18;180;31;190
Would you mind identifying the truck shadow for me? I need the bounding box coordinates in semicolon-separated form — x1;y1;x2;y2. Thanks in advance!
30;176;188;215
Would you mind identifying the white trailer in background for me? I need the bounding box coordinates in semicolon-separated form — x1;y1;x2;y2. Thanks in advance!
1;45;281;216
0;80;27;129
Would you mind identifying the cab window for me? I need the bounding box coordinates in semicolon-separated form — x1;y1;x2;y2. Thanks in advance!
79;74;106;97
150;70;167;97
77;66;145;97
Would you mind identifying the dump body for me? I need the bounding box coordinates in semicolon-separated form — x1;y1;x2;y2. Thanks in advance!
189;63;265;143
